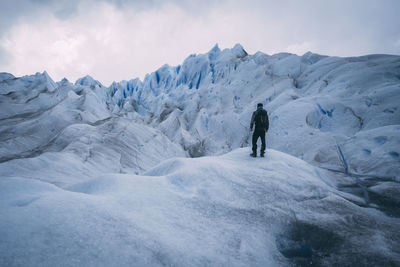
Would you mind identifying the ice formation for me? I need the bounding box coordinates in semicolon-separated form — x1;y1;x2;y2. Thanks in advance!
1;44;399;266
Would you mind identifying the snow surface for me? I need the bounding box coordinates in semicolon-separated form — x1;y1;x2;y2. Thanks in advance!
1;149;399;266
1;44;400;266
108;45;400;179
0;72;185;182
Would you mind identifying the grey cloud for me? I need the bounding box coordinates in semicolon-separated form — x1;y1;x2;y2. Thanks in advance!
232;0;400;55
0;0;222;33
0;0;399;83
0;0;77;34
0;48;11;68
103;0;226;16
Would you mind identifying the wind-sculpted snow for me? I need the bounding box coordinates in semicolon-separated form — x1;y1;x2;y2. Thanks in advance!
1;149;399;266
1;45;400;266
108;45;400;180
0;72;186;182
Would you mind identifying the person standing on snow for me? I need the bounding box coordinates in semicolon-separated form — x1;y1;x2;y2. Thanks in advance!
250;103;269;157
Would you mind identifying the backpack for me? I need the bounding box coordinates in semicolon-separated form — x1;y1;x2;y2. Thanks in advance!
255;109;268;130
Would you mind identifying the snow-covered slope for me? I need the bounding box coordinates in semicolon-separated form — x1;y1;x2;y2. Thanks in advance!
1;44;400;266
108;45;400;180
0;72;186;184
1;148;399;266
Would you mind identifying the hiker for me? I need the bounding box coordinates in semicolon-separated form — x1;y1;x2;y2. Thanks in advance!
250;103;269;157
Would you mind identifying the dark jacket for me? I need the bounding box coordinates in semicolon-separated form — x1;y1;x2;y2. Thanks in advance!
250;107;269;131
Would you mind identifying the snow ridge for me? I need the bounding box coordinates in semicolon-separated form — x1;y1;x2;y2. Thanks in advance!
105;44;400;179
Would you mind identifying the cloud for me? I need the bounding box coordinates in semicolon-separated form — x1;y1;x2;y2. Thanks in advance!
0;1;248;84
0;0;399;85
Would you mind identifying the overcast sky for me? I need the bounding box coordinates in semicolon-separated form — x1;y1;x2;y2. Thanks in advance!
0;0;399;85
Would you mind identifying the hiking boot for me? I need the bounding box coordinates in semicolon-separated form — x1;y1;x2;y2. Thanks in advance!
260;153;264;157
250;152;257;157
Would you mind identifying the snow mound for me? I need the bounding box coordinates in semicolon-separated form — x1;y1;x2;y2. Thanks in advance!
1;148;399;266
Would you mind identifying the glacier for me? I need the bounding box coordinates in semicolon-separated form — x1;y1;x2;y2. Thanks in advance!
109;44;400;179
0;44;399;266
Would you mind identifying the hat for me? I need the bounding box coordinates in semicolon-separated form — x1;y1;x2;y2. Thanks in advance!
257;103;263;108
